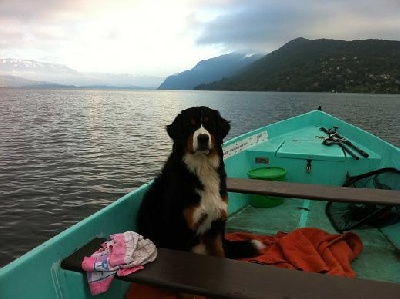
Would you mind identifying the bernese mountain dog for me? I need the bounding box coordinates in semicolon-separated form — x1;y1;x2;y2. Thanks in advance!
137;106;262;259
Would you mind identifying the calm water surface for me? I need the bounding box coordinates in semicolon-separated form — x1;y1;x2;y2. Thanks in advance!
0;88;399;267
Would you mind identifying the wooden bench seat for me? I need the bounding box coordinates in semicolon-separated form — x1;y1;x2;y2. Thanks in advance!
61;238;400;299
227;178;400;205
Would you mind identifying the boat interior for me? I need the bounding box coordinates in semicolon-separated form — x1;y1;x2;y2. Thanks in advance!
224;117;400;285
226;200;400;284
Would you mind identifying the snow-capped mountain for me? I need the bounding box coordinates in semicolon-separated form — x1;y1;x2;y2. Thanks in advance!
0;59;79;74
0;59;164;88
0;74;64;88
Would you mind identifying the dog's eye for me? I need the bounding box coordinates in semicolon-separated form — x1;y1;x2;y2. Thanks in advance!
203;116;209;124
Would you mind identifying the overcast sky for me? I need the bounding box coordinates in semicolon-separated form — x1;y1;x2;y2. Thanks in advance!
1;0;399;77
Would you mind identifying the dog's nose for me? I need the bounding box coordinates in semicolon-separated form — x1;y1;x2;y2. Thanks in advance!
198;134;209;144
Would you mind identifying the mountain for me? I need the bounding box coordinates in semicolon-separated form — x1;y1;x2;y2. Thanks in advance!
0;59;79;87
0;59;163;88
195;38;400;93
158;53;264;90
0;74;72;88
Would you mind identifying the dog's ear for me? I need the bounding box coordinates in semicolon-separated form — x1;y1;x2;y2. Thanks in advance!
217;112;231;141
166;113;182;140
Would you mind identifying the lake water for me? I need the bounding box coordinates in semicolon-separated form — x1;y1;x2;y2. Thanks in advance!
0;88;399;267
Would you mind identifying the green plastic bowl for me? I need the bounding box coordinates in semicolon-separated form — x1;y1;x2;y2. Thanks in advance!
247;167;286;208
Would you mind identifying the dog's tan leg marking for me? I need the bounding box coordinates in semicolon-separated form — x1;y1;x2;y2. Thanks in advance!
191;235;224;258
220;209;228;221
183;206;196;230
183;206;208;231
191;243;207;255
220;195;228;221
194;212;208;231
203;234;225;258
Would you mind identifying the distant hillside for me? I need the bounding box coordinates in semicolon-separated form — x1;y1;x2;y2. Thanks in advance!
195;38;400;93
0;75;38;87
158;53;263;90
0;59;163;88
0;74;70;88
0;58;79;75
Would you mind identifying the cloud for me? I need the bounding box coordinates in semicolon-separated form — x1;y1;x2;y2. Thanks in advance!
1;0;400;76
195;0;400;53
0;0;89;58
0;0;89;22
0;0;216;75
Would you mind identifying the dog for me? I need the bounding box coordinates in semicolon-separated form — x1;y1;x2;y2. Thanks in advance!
137;106;262;259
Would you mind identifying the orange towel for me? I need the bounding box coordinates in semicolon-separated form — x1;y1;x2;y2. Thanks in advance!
226;228;363;277
126;228;363;298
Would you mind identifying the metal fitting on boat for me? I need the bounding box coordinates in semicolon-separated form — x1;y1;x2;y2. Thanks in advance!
306;159;312;173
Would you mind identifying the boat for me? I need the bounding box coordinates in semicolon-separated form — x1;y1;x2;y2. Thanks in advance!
1;109;399;298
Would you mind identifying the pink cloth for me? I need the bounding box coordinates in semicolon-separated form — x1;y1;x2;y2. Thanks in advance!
82;231;157;295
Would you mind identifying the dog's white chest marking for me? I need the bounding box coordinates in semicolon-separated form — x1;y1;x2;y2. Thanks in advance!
183;154;228;235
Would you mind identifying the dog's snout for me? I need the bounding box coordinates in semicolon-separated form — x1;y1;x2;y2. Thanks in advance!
193;127;211;153
198;134;209;144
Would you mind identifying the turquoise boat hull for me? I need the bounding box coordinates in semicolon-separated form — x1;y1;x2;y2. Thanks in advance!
1;110;399;298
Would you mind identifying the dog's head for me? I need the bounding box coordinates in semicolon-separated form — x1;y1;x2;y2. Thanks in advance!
167;106;230;155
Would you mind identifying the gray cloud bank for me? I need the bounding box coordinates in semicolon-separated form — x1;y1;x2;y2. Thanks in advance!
195;0;400;53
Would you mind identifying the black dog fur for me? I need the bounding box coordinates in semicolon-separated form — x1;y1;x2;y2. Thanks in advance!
137;106;261;259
